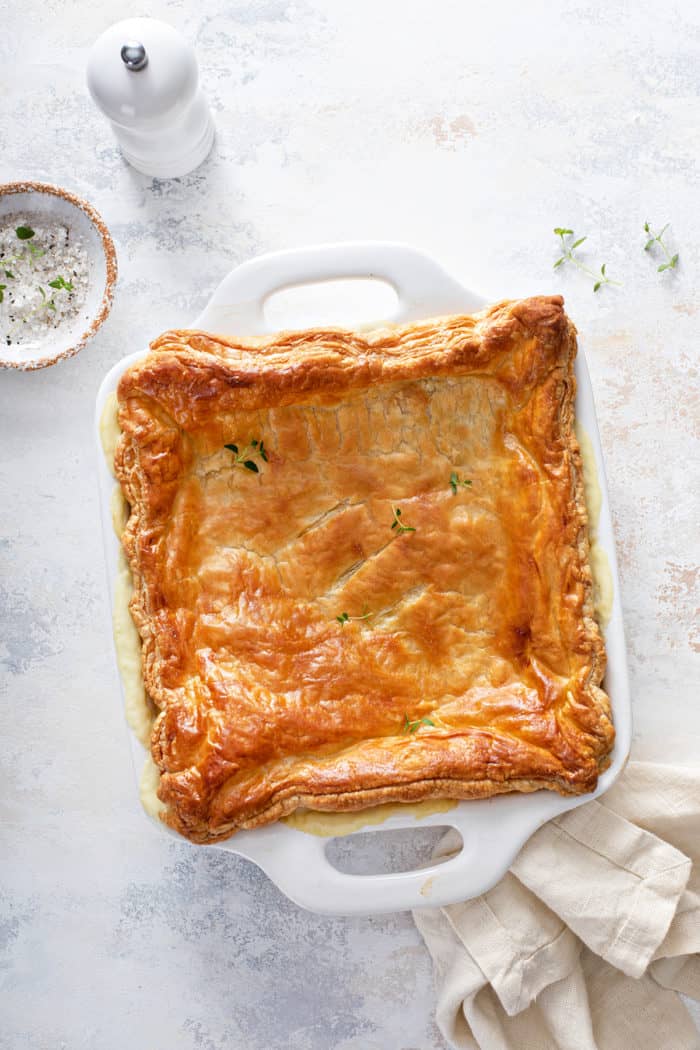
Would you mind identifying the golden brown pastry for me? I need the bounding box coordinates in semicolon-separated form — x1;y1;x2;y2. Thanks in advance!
115;296;614;844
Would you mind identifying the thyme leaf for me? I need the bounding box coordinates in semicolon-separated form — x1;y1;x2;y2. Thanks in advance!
335;607;372;626
48;275;74;292
390;506;416;534
402;714;436;734
450;471;472;494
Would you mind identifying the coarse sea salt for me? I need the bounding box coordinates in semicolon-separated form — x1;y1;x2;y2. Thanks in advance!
0;216;90;349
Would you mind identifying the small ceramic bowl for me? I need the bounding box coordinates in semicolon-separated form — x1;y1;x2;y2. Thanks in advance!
0;181;117;370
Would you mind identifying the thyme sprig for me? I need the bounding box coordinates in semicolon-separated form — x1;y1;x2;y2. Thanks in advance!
49;275;74;292
553;227;620;292
335;607;372;626
38;286;56;312
224;438;268;473
13;227;44;263
402;714;436;734
390;507;416;534
450;471;472;494
644;222;679;273
1;227;46;281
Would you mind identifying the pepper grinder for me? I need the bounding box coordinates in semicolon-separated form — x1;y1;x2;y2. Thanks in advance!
86;17;215;179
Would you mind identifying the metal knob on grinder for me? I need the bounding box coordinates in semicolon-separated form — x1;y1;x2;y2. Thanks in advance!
120;42;148;72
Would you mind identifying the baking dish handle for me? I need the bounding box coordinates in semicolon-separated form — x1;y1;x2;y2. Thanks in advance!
191;241;484;335
226;791;569;915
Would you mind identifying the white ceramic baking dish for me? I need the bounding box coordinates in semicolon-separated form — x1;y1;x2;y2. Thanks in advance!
95;242;631;915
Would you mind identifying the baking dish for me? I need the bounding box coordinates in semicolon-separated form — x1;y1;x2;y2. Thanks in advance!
95;242;631;915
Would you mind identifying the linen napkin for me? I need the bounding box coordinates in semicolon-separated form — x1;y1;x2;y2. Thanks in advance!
413;762;700;1050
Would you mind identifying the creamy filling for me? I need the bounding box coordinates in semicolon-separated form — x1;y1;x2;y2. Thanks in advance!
99;392;120;479
101;395;614;830
284;798;458;836
575;423;614;628
139;753;168;820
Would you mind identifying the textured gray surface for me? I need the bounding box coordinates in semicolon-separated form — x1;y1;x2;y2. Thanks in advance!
1;1;699;1048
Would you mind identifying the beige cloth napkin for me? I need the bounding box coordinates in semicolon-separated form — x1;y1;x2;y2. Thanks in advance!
413;762;700;1049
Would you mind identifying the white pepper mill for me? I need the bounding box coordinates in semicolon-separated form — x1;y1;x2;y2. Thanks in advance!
86;17;215;179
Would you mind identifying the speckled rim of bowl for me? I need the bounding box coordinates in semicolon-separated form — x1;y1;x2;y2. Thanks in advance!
0;180;118;371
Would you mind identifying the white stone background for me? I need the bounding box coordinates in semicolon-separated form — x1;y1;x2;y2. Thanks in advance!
1;0;699;1047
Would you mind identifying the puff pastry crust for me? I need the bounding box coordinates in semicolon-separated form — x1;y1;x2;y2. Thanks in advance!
115;296;614;843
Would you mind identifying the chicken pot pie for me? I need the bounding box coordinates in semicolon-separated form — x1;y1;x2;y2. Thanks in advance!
114;295;614;844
